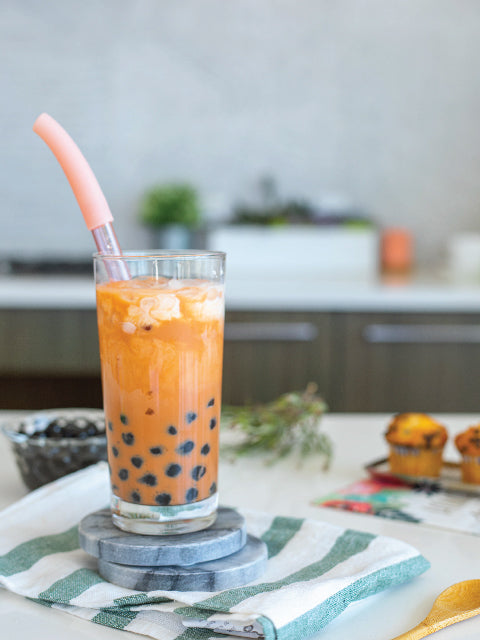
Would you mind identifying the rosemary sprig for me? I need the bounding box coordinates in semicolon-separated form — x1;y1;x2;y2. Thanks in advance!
221;383;332;468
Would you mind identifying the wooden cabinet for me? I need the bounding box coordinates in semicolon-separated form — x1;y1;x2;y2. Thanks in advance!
224;311;480;412
1;308;480;412
336;312;480;412
0;309;102;409
223;311;333;405
0;309;100;374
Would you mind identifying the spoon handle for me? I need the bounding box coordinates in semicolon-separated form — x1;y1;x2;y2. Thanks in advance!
390;622;432;640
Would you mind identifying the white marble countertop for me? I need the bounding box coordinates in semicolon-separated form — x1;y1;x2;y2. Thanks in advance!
1;273;480;312
0;412;479;639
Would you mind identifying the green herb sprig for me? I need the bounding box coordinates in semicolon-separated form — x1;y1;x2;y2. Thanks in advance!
221;384;332;468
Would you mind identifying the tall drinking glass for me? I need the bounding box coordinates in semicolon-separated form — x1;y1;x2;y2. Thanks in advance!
94;251;225;535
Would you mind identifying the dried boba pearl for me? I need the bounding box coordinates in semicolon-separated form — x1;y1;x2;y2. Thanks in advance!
176;440;195;455
150;446;164;455
165;463;182;478
185;487;198;502
131;456;143;468
120;414;129;425
63;424;83;438
85;422;100;437
45;422;64;438
186;412;197;424
122;432;135;445
118;468;129;481
131;491;141;503
139;473;157;486
207;398;215;407
108;421;113;431
201;443;210;455
167;425;177;435
155;493;171;506
17;422;28;435
209;417;217;430
111;446;119;458
29;431;47;439
191;465;207;481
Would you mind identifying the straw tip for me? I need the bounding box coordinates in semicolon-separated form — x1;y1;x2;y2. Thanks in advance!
33;112;54;134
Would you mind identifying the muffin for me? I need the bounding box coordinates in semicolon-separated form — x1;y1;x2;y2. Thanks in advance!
454;426;480;484
384;413;448;477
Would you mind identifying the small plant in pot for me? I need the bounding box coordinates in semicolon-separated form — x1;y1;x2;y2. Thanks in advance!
139;183;201;249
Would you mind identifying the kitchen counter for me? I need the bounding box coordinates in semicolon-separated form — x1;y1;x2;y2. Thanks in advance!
1;273;480;312
0;412;479;639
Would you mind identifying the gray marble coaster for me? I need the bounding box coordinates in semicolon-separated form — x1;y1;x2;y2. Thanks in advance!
97;534;267;592
78;506;247;567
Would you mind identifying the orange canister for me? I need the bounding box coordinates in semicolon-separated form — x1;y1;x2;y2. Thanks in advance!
380;228;413;275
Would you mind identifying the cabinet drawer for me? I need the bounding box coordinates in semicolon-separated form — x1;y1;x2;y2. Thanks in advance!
223;312;332;405
0;309;100;375
338;312;480;412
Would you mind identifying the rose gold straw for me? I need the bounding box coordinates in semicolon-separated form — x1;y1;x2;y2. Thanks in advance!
33;113;130;281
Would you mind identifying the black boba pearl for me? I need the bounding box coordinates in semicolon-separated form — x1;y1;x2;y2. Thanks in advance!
155;493;171;506
185;487;198;502
150;446;164;455
139;473;157;486
131;491;141;503
118;468;129;481
77;429;90;440
176;440;195;455
191;465;206;481
63;424;82;438
207;398;215;407
165;463;182;478
209;482;217;495
120;414;129;425
209;417;217;430
18;422;28;435
30;430;46;439
201;443;210;455
186;412;197;424
108;421;113;431
167;425;177;435
111;446;119;458
45;422;63;438
86;422;99;437
122;432;135;445
131;456;143;468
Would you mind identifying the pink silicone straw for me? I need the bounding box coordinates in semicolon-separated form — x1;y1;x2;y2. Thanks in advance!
33;113;129;280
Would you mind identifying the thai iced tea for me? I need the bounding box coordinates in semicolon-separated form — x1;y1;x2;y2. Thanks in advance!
94;252;225;534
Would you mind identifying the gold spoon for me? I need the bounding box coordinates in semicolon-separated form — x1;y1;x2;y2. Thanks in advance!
391;580;480;639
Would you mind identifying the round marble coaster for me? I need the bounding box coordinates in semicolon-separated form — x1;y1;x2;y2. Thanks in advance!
97;534;267;592
78;506;247;567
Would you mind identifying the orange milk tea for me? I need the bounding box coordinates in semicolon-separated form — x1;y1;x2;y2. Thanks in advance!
96;276;224;508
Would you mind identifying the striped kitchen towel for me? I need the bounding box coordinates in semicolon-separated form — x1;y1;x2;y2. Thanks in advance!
0;463;429;639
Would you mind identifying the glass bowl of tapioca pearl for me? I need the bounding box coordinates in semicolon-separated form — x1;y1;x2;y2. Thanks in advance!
2;409;107;490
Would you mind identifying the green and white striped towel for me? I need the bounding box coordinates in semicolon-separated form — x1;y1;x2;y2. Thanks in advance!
0;463;429;639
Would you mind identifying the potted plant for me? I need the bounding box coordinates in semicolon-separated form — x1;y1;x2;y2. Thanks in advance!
139;183;201;250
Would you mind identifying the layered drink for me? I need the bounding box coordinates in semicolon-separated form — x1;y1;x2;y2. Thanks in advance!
94;252;225;534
